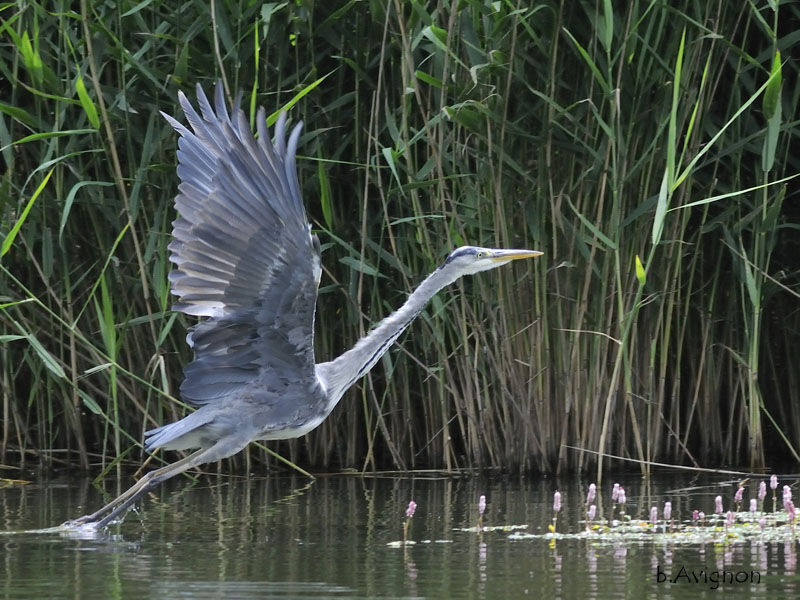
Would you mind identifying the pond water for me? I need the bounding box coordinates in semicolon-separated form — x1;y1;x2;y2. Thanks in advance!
1;470;799;598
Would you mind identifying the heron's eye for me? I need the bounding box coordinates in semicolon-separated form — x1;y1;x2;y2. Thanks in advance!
476;251;487;258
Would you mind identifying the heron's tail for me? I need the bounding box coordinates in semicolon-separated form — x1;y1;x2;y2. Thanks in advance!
144;409;216;452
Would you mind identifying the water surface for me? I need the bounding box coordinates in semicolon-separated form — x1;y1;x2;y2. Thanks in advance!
1;471;798;598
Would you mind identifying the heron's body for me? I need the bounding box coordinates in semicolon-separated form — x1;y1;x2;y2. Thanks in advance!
63;82;541;530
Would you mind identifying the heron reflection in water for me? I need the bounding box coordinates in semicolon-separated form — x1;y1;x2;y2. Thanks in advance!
65;83;541;529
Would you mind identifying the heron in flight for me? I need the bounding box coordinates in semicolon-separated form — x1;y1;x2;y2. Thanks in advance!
64;82;541;529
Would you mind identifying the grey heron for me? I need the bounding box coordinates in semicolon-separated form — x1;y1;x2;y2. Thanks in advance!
64;82;541;529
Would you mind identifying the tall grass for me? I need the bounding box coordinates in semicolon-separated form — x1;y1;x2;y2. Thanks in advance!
1;1;798;475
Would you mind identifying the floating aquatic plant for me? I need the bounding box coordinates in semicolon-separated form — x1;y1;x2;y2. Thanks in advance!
663;502;673;532
786;500;796;537
403;500;417;543
586;504;596;531
454;524;528;534
550;491;561;533
726;510;734;525
734;486;744;512
584;484;596;530
512;504;800;546
608;483;619;524
515;479;800;546
771;475;779;513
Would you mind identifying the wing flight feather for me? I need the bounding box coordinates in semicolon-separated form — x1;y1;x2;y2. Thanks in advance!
162;82;321;406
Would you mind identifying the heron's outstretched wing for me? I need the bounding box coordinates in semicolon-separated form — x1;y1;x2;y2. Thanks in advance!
161;82;321;406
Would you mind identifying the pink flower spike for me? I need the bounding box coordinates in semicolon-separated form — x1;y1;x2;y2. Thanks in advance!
784;485;792;502
692;509;699;522
771;474;778;490
478;495;486;516
618;488;626;505
663;502;672;522
758;481;767;501
650;506;658;526
611;483;620;502
725;511;735;527
587;504;597;521
787;499;796;521
586;483;596;505
758;517;766;530
750;498;758;513
698;511;705;524
714;495;723;514
734;486;744;504
405;500;417;519
553;491;562;513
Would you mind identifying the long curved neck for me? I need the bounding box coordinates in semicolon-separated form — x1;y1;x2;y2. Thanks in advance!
316;264;460;406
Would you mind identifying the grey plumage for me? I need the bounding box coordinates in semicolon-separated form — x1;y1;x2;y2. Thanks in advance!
62;82;541;530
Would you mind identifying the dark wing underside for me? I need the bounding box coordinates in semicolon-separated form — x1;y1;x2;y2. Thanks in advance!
162;82;321;406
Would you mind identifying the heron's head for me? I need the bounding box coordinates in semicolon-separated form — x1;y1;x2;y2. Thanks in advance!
441;246;543;276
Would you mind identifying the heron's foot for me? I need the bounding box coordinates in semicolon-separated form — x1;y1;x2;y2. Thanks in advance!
61;497;138;530
61;515;98;529
61;506;121;529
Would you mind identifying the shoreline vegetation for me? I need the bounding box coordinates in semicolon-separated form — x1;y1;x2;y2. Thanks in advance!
1;2;798;478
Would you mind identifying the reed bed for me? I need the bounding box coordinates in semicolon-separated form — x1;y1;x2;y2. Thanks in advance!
1;1;798;476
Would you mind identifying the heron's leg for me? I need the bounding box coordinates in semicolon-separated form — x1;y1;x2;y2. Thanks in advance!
63;447;212;528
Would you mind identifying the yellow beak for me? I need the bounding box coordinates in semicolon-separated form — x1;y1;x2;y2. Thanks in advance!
490;249;543;262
